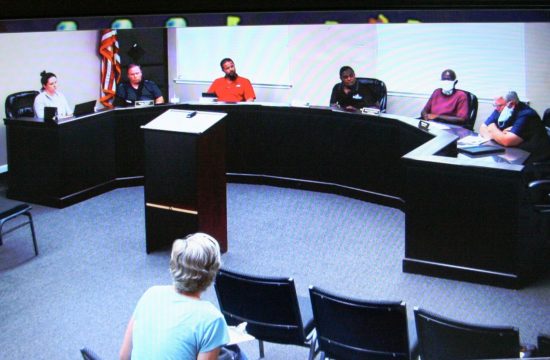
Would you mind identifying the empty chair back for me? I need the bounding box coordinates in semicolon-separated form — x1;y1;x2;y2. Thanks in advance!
5;90;39;119
539;333;550;357
414;307;520;360
309;286;411;360
356;77;388;112
215;268;310;345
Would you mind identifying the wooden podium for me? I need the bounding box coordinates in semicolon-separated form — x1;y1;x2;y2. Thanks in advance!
142;109;227;253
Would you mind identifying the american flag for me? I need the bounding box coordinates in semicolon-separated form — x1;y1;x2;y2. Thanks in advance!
99;29;121;108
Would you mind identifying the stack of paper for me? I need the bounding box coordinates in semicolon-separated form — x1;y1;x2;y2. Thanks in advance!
457;135;489;146
228;322;255;345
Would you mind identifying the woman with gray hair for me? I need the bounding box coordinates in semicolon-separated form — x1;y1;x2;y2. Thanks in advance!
119;233;229;360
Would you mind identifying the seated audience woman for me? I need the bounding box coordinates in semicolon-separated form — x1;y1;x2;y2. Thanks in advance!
33;70;72;118
421;69;469;125
119;233;230;360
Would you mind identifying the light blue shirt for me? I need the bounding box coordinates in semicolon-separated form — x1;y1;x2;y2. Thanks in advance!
131;285;229;359
33;90;72;118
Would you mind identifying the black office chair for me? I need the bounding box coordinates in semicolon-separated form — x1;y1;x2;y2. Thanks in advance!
542;108;550;137
356;77;388;112
214;268;317;359
528;180;550;212
5;90;39;119
461;90;478;130
80;347;102;360
525;179;550;276
538;333;550;356
414;307;521;360
536;333;550;357
543;108;550;127
0;198;38;256
309;286;414;360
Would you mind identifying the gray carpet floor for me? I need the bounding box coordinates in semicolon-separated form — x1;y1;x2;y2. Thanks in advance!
0;184;549;359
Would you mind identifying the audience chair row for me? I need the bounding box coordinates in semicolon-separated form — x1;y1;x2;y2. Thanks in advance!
78;267;550;360
214;268;550;360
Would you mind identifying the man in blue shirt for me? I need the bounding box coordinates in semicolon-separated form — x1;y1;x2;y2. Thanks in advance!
480;91;550;162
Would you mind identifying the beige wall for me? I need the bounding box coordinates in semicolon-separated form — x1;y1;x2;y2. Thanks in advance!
0;30;101;169
525;23;550;116
169;24;379;107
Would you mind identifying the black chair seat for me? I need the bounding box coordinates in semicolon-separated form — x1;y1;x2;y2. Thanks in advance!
0;198;31;218
0;198;38;256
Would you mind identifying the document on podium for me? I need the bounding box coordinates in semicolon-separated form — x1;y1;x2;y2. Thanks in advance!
141;109;226;134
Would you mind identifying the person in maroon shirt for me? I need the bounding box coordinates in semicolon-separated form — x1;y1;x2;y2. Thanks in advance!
421;69;469;125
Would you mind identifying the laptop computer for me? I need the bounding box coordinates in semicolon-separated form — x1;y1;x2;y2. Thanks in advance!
44;106;57;122
199;92;218;104
73;100;96;117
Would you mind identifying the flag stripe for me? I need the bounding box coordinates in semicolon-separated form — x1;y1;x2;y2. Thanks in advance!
99;29;121;108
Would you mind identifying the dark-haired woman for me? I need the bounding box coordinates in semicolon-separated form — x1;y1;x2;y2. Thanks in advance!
33;71;72;118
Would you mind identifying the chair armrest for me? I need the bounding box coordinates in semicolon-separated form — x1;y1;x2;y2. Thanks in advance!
530;161;550;180
528;180;550;212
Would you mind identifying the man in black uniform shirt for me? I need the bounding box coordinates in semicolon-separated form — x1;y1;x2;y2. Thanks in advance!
329;66;379;111
116;64;164;106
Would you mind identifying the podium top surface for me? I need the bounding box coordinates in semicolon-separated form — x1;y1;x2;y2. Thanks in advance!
141;109;226;134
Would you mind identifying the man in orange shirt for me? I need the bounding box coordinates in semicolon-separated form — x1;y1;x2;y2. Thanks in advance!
207;58;256;102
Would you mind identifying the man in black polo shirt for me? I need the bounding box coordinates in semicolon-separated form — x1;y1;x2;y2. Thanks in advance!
329;66;378;111
116;64;164;106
